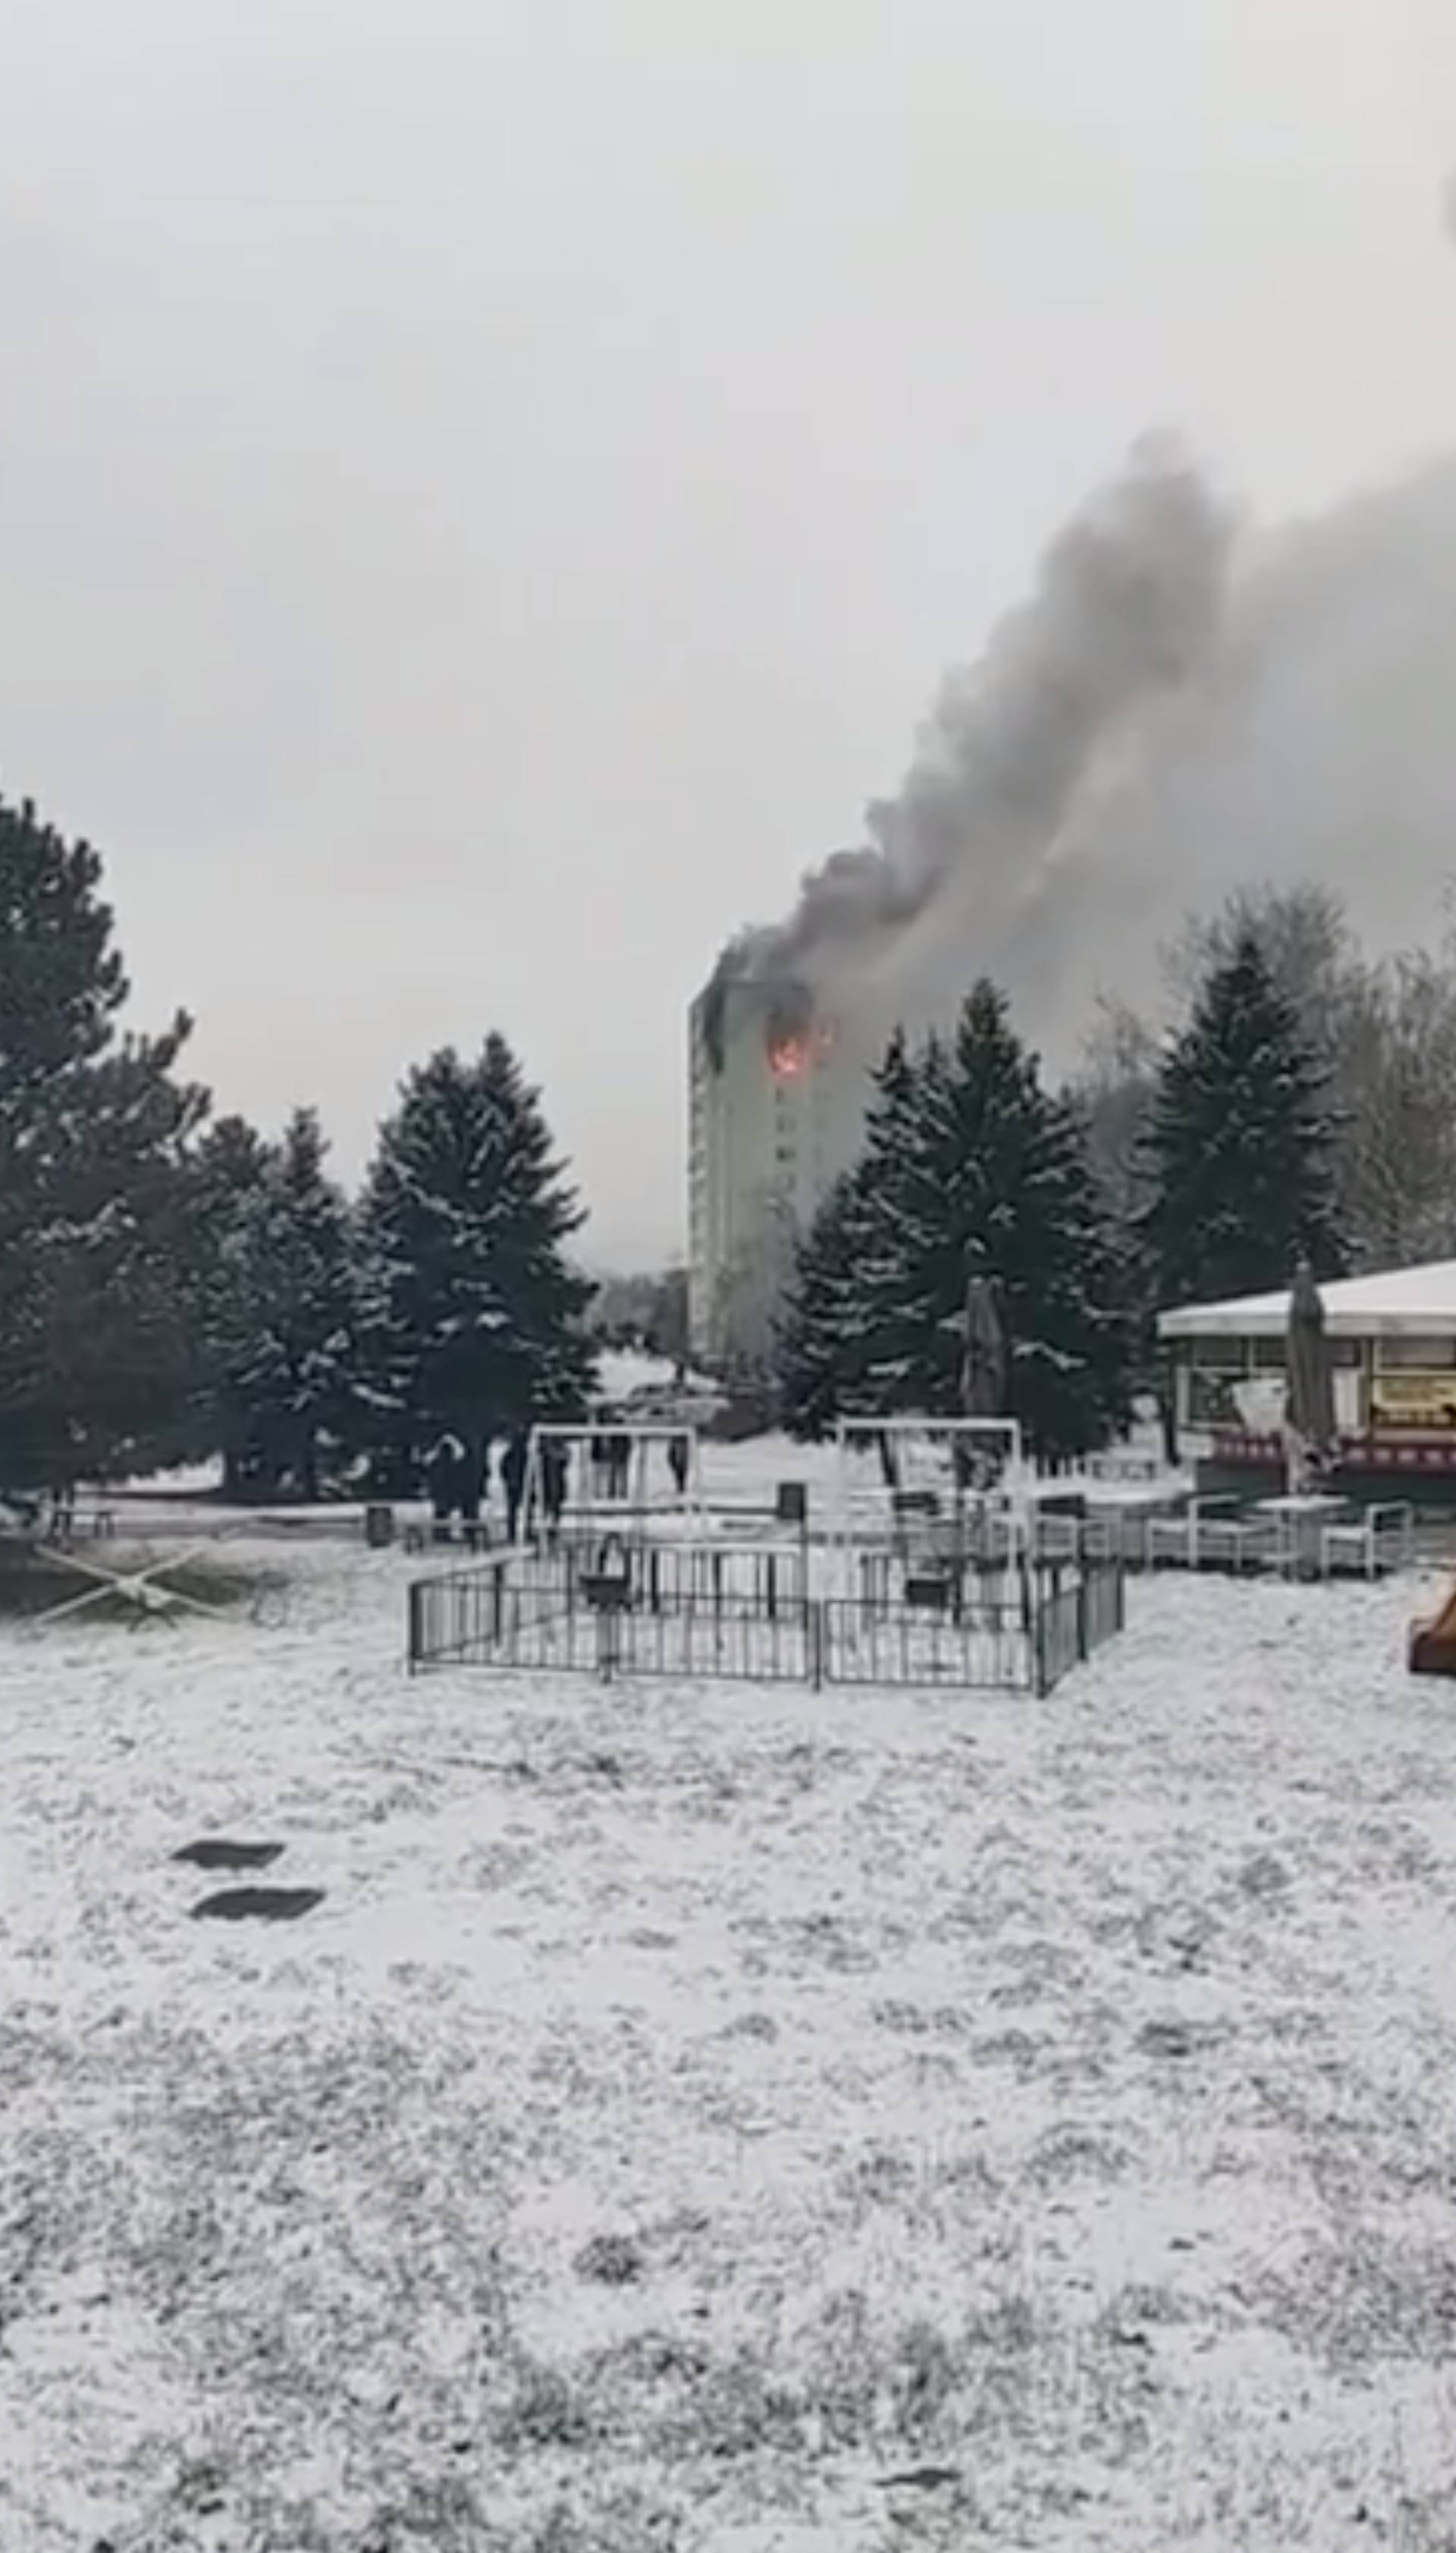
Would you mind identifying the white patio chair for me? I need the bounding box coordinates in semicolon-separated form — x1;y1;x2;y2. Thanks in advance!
1106;1508;1155;1569
1078;1513;1117;1565
1194;1516;1267;1575
1320;1501;1414;1580
1147;1495;1242;1570
1033;1511;1081;1563
983;1508;1021;1567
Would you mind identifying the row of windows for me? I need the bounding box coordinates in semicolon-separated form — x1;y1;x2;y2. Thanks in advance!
1181;1335;1456;1373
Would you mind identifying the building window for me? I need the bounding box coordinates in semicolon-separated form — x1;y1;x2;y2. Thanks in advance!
1375;1335;1456;1370
1185;1338;1250;1371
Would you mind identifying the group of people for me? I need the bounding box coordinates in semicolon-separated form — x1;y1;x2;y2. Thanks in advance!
424;1418;694;1543
585;1425;692;1503
422;1430;567;1541
498;1430;566;1543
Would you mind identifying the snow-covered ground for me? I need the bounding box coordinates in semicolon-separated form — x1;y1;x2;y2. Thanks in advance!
595;1349;694;1402
5;1547;1456;2549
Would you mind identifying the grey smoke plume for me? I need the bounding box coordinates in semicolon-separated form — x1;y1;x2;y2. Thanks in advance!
711;433;1456;1074
1030;449;1456;1046
712;438;1235;1038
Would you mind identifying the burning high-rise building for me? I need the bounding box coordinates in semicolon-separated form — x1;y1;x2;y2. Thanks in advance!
686;444;1234;1368
686;413;1456;1364
687;972;867;1366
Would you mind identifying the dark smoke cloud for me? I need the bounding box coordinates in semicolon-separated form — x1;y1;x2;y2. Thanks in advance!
1022;450;1456;1041
711;433;1456;1079
709;438;1234;1040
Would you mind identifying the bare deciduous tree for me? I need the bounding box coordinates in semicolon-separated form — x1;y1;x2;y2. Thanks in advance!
1329;951;1456;1267
1071;993;1160;1228
1163;884;1456;1270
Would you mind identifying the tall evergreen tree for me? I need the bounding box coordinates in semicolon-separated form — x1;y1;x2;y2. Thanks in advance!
776;1170;864;1440
204;1110;360;1499
777;1029;929;1437
844;1027;941;1409
780;994;1129;1457
0;793;209;1493
190;1113;275;1494
872;983;1129;1455
359;1035;596;1514
1140;932;1345;1308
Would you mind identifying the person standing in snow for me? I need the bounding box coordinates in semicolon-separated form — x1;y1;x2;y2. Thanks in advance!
500;1432;530;1543
541;1437;569;1545
425;1433;465;1531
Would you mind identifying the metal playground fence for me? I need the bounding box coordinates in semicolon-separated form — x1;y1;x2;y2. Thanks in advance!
406;1542;1125;1696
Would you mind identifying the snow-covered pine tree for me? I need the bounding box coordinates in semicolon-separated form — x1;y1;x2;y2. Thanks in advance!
0;793;209;1493
858;1028;963;1419
775;1170;864;1440
60;1022;213;1477
205;1110;361;1500
775;1028;932;1437
189;1114;276;1495
860;983;1130;1456
844;1027;946;1412
358;1035;596;1514
1139;931;1345;1308
196;1113;274;1213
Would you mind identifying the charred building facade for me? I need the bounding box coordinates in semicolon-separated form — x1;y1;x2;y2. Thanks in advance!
687;972;867;1368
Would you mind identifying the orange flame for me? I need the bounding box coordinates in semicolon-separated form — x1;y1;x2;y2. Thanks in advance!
767;1018;836;1079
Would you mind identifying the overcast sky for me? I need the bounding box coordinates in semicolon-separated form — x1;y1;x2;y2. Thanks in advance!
5;0;1456;1264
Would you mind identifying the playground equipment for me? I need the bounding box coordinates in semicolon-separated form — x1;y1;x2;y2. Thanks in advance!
407;1412;1128;1694
832;1415;1027;1598
519;1420;707;1552
406;1535;1122;1694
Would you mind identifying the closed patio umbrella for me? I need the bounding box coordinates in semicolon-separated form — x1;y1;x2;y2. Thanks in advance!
960;1273;1009;1501
1285;1258;1336;1490
962;1273;1008;1420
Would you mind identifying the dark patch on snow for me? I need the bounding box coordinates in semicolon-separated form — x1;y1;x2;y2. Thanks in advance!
1139;2019;1198;2059
1239;1850;1292;1899
846;2149;916;2205
970;2026;1042;2076
720;2009;778;2042
876;1999;972;2038
174;1839;285;1872
876;2466;962;2489
1025;2125;1131;2186
574;2232;645;2287
1137;1899;1216;1971
190;1886;325;1923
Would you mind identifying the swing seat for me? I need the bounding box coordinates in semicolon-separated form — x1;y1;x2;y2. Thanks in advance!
581;1572;634;1613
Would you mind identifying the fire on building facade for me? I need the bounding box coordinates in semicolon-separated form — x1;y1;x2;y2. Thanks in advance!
687;972;868;1368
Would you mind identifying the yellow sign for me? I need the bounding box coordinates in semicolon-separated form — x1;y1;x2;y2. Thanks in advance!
1371;1372;1456;1432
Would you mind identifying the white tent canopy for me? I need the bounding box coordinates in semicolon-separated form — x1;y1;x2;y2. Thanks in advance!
1159;1260;1456;1343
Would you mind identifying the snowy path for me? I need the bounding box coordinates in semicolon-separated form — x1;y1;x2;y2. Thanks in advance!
3;1550;1456;2548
